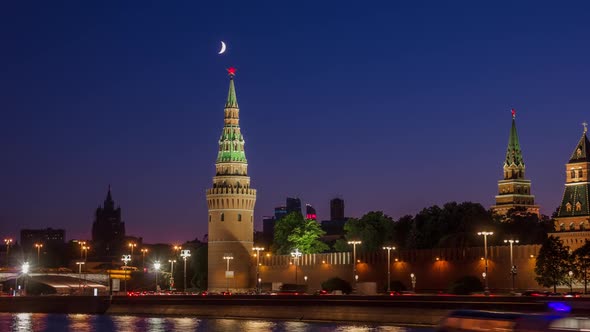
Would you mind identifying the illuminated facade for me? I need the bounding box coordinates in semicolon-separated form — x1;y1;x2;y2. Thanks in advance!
491;111;539;217
206;69;257;291
551;125;590;249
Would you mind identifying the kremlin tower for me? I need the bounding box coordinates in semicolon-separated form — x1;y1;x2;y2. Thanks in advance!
206;68;257;291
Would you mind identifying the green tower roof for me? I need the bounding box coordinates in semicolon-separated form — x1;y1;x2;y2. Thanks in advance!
225;77;239;108
568;129;590;163
504;114;524;167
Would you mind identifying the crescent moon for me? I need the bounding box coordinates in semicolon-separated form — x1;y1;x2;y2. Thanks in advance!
218;41;227;54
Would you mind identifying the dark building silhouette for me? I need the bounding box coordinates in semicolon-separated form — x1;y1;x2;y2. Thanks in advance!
330;198;345;221
274;206;287;220
286;197;302;215
262;216;276;246
20;228;65;250
92;186;125;258
306;204;317;221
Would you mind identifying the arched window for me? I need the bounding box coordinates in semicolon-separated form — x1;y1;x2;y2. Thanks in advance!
221;213;225;222
581;222;586;231
238;214;242;222
560;223;566;231
570;222;575;230
572;170;576;179
576;201;583;212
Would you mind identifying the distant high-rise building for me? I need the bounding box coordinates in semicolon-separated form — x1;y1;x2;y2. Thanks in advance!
330;198;345;221
491;111;539;216
20;228;65;250
274;206;287;220
262;216;276;246
92;186;126;258
306;204;317;221
286;197;302;215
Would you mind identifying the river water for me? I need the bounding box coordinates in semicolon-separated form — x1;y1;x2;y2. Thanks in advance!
0;313;433;332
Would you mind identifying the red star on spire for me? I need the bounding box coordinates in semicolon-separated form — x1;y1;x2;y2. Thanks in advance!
227;67;236;76
511;108;516;118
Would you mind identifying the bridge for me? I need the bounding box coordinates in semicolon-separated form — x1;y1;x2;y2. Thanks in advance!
0;272;110;295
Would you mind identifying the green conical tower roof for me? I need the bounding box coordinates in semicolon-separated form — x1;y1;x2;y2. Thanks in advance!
568;126;590;163
225;75;238;108
504;111;524;167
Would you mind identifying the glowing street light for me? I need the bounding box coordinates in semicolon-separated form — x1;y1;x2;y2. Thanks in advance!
22;262;30;295
382;246;396;292
168;259;176;290
154;261;161;291
34;243;43;266
253;246;264;293
173;245;181;256
180;249;191;292
348;240;362;287
410;273;416;292
78;241;86;259
121;254;131;293
82;245;90;261
290;249;302;285
128;242;137;263
569;270;574;292
76;261;85;291
478;231;493;295
141;248;149;269
504;239;519;291
4;238;13;265
223;253;234;292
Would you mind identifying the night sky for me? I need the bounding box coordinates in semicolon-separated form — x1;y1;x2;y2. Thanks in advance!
2;2;590;243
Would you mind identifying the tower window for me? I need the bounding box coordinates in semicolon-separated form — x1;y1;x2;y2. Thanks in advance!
560;223;566;231
566;202;572;212
209;215;211;223
572;170;576;179
221;213;225;222
238;214;242;222
581;169;584;178
576;201;582;212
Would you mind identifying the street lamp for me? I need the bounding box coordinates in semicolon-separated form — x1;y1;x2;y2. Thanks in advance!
168;259;176;290
569;270;574;293
348;240;362;288
34;243;43;266
76;261;85;291
154;261;161;292
128;242;137;263
121;254;131;293
504;239;519;292
141;248;148;270
478;231;493;295
21;262;30;296
173;245;181;256
253;246;265;293
223;253;234;292
410;273;416;292
82;245;90;261
4;238;13;266
180;249;191;292
290;249;302;285
382;246;396;292
78;241;86;259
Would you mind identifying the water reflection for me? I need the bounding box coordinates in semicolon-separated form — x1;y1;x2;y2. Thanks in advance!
0;313;431;332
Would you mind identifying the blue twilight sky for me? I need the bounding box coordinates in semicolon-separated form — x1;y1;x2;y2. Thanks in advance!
1;1;590;243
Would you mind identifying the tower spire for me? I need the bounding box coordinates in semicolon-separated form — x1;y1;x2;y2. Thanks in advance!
225;67;238;108
568;123;590;163
505;109;524;167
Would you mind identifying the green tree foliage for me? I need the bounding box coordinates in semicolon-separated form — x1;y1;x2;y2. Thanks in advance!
573;240;590;294
321;277;352;294
493;207;553;245
535;236;571;292
342;211;394;252
273;212;328;254
191;245;208;290
449;276;484;295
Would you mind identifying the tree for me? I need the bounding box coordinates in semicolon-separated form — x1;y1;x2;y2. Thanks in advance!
535;236;571;292
321;277;352;294
573;240;590;294
191;245;208;291
287;219;329;254
343;211;394;252
273;212;328;254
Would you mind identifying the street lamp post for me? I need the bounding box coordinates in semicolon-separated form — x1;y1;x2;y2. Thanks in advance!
78;241;86;260
504;239;519;292
121;254;131;293
34;243;43;266
290;249;302;285
411;273;416;292
180;250;191;292
154;261;161;292
569;270;574;292
141;248;148;270
168;259;176;290
22;262;29;296
348;241;362;288
173;245;181;257
4;238;13;266
253;247;265;293
128;243;137;264
223;253;234;292
382;246;396;292
82;245;90;261
76;261;85;292
478;231;493;295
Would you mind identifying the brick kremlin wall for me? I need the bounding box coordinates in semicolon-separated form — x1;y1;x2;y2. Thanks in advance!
255;245;546;293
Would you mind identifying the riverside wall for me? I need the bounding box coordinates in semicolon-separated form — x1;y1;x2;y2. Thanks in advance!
256;245;545;293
